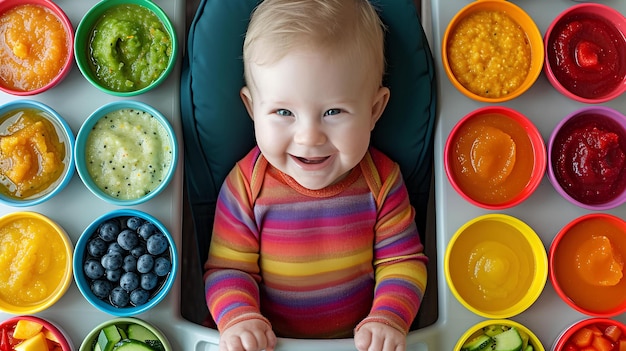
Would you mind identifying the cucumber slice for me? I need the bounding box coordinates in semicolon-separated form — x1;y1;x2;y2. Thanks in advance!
112;339;156;351
492;327;523;351
483;325;507;337
462;334;493;351
127;324;158;343
97;325;123;351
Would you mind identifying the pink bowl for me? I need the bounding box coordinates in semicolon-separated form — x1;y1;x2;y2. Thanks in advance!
0;0;74;95
548;106;626;210
0;315;74;350
444;106;546;210
544;3;626;103
553;318;626;351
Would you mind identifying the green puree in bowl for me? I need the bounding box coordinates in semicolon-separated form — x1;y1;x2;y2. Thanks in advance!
89;4;171;92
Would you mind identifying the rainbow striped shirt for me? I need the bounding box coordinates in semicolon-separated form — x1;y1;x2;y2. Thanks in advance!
204;147;428;338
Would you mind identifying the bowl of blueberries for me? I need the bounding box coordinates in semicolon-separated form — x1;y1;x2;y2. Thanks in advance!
73;209;177;316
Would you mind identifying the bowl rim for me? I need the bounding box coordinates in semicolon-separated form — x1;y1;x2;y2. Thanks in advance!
79;317;172;351
72;209;178;317
73;0;178;97
454;319;545;351
444;213;548;319
442;0;544;103
0;0;74;96
549;213;626;317
0;211;73;314
0;315;73;350
74;100;178;206
444;105;547;210
547;106;626;210
0;99;76;207
543;3;626;104
552;317;626;350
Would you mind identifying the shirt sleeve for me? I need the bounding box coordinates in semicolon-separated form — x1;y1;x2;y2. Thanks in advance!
203;163;271;332
356;161;428;335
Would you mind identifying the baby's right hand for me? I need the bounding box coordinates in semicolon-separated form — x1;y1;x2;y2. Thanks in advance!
219;319;277;351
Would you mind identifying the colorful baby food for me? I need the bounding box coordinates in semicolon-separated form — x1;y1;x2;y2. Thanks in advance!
552;215;626;315
85;108;173;201
447;10;531;99
547;12;626;100
447;217;536;315
82;215;172;309
0;319;64;351
88;4;172;92
0;215;69;308
0;4;70;92
552;113;626;205
87;321;165;351
0;108;67;200
462;324;536;351
562;322;626;351
450;112;535;206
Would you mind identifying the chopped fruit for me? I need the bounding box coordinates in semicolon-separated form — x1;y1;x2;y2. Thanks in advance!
13;321;44;340
592;335;615;351
572;327;595;347
576;41;601;69
14;332;47;351
606;325;623;342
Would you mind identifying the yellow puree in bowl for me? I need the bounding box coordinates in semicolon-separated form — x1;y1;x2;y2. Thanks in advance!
449;220;534;313
0;217;68;306
448;10;531;98
0;4;70;92
0;108;66;199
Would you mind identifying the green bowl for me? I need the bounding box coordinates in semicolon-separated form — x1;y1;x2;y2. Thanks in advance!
80;317;172;351
74;0;177;96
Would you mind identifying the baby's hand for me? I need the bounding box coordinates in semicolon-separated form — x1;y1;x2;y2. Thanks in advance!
219;319;277;351
354;322;406;351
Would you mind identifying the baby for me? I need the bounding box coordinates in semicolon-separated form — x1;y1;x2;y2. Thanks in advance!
203;1;428;350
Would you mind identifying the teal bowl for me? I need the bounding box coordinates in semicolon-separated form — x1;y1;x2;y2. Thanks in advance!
74;100;178;206
74;0;177;96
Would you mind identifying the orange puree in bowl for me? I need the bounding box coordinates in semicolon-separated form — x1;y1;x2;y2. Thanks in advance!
553;216;626;313
0;108;66;199
451;113;534;205
0;4;70;92
0;217;68;307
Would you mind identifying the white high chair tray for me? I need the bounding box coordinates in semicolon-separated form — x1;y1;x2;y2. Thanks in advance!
430;0;626;350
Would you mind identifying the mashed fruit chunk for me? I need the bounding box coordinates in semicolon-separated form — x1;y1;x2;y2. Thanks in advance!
576;235;624;286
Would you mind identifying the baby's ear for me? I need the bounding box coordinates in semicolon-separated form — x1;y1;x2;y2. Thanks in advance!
370;86;390;129
240;86;254;120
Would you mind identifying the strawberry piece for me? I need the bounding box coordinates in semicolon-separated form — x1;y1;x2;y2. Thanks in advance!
576;41;601;69
605;324;623;342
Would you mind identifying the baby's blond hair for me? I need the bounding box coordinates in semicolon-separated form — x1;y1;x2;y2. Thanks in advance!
243;0;386;87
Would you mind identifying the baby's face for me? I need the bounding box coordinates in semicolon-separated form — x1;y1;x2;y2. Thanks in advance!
241;49;389;190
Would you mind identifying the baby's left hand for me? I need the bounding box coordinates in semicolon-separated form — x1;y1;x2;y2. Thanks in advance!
354;322;406;351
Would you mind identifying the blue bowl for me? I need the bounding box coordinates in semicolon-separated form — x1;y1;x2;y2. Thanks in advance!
0;100;75;207
74;100;178;206
73;209;178;317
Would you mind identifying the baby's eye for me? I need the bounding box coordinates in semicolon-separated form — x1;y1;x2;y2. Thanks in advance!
324;108;342;116
276;109;293;117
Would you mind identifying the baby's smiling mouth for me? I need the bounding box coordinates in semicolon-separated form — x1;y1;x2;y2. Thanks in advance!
294;155;330;164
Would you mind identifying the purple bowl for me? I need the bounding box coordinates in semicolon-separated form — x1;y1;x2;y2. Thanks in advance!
548;106;626;210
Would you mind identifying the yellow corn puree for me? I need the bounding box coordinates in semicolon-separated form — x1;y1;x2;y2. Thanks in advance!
447;10;531;99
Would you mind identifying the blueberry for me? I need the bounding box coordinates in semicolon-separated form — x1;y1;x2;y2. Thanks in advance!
101;252;123;271
107;242;125;255
110;286;130;307
130;244;147;258
147;233;168;255
106;269;122;282
99;219;121;242
137;222;158;240
84;259;105;280
88;238;108;258
141;272;159;290
120;272;139;292
91;279;112;299
137;254;154;274
130;288;150;306
117;229;139;251
127;217;144;231
154;257;171;277
123;255;137;272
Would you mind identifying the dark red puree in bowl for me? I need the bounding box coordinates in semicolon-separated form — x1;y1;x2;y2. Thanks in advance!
548;13;626;99
553;114;626;204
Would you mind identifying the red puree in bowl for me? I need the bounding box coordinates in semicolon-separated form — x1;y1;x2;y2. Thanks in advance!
552;113;626;205
547;13;626;99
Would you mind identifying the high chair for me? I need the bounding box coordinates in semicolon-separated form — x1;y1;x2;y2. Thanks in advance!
180;0;437;348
